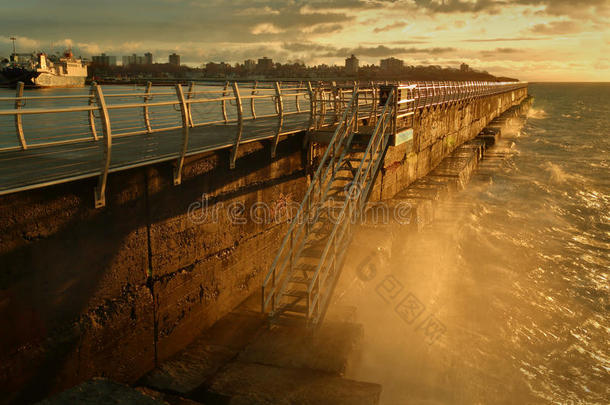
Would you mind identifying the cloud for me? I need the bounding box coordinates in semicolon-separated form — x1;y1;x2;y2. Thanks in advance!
302;23;345;34
373;21;408;33
52;38;74;48
411;0;609;20
529;20;582;34
282;42;456;59
0;0;606;80
479;47;522;58
493;47;520;53
593;58;610;70
251;23;284;35
381;40;430;45
299;0;375;11
463;36;550;42
76;42;102;55
412;0;503;14
515;0;609;20
0;36;41;50
235;6;280;16
321;45;457;58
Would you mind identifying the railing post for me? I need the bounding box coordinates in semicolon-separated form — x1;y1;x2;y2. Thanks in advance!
370;80;377;125
392;88;398;135
173;84;190;185
331;81;339;121
187;81;195;127
296;81;302;113
88;81;99;140
14;81;26;150
307;81;315;130
93;84;112;208
320;83;327;128
143;81;152;133
229;82;244;169
221;81;229;124
271;81;284;158
272;269;276;312
352;89;360;132
303;81;315;149
290;230;294;276
251;80;257;119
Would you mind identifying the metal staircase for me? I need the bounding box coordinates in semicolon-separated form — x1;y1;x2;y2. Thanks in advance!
262;85;409;325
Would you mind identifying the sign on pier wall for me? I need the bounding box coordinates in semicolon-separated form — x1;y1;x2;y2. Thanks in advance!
392;128;414;146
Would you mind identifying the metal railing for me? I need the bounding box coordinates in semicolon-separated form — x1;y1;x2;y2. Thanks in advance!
261;81;526;324
0;80;311;206
261;86;405;323
0;80;527;206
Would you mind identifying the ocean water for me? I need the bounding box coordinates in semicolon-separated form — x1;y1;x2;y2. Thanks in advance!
336;83;609;404
0;83;282;150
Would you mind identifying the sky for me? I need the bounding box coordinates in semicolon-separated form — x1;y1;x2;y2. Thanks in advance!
1;0;608;82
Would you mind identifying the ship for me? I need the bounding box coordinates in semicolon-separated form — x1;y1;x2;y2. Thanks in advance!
1;50;87;88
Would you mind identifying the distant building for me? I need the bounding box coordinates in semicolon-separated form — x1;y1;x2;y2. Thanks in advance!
380;57;403;72
92;53;117;66
257;57;273;71
205;61;230;76
244;59;256;71
345;54;359;75
460;63;469;72
9;53;34;64
122;54;146;66
144;52;153;64
169;53;181;66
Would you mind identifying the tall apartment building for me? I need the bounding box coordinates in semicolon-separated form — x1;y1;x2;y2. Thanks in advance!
169;53;181;66
92;53;117;66
345;54;359;75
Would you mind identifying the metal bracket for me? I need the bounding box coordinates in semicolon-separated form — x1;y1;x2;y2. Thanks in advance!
187;81;195;127
229;82;243;169
14;81;27;150
221;81;229;124
173;84;190;185
251;80;258;119
295;81;302;113
88;82;99;140
271;82;283;158
143;81;152;133
303;81;314;148
93;84;112;208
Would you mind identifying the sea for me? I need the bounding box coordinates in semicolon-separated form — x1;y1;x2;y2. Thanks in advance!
335;83;609;404
0;82;607;404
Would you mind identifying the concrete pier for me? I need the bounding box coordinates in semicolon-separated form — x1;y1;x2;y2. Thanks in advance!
0;85;528;403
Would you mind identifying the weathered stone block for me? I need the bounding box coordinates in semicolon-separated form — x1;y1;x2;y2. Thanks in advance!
38;378;165;405
153;223;287;362
415;146;431;179
205;362;382;405
429;139;444;170
238;321;363;375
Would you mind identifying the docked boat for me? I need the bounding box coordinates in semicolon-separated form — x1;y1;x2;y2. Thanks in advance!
1;50;87;88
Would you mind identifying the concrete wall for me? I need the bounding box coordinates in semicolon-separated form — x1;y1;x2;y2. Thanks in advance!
0;137;307;404
0;87;527;404
370;87;528;200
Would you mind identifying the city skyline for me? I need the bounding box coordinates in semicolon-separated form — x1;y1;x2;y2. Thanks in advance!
0;0;608;82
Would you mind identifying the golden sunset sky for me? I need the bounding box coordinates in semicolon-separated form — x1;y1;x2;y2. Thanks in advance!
2;0;608;81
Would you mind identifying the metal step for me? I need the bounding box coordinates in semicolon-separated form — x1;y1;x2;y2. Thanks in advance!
332;176;353;181
276;302;307;314
301;245;324;258
283;288;308;298
289;276;312;284
294;263;318;273
263;86;402;325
